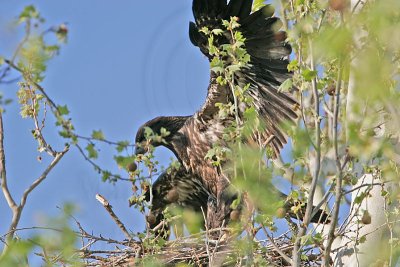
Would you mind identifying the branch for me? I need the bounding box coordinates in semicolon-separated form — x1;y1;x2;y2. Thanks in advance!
20;146;69;209
75;143;132;182
75;134;135;148
293;37;322;267
324;57;344;265
95;194;132;240
262;225;293;265
0;111;17;212
5;146;69;244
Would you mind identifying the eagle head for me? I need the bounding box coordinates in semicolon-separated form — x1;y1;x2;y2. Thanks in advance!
135;116;189;155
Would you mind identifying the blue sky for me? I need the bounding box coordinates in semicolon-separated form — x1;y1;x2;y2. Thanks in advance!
0;0;210;250
1;1;316;262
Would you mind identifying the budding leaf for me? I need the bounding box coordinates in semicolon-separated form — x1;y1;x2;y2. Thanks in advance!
302;69;318;82
116;141;130;153
86;144;98;159
91;130;105;140
57;105;69;115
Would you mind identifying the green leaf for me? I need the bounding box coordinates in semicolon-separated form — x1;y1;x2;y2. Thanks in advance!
19;36;49;82
211;29;224;36
116;141;130;153
302;69;317;82
210;57;224;74
252;0;267;12
143;127;154;138
18;5;40;22
57;105;69;115
114;155;136;170
359;235;367;244
300;254;309;261
0;56;4;66
230;197;241;209
279;79;293;92
86;143;98;159
91;130;105;140
287;59;299;72
59;130;72;139
101;171;111;182
200;27;209;35
354;192;368;204
216;76;227;85
159;127;170;137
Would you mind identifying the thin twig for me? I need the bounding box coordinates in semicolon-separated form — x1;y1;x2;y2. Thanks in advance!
95;194;132;240
262;225;293;265
5;146;69;244
293;37;322;267
324;58;344;265
201;206;212;266
0;112;18;215
75;143;132;182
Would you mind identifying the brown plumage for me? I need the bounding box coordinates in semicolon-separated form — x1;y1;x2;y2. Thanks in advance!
144;167;210;238
136;0;300;228
146;165;330;237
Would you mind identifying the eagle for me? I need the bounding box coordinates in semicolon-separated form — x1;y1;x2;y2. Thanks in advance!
146;166;330;238
135;0;300;229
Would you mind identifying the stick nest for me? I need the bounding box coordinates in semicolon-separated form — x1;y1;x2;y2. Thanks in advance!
80;229;321;267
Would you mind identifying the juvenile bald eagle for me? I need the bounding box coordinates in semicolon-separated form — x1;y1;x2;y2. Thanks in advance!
146;166;330;238
136;0;299;228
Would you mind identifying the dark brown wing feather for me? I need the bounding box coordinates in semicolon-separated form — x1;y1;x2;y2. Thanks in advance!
189;1;298;156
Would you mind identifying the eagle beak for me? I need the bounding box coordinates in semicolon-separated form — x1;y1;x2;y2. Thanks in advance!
135;146;146;155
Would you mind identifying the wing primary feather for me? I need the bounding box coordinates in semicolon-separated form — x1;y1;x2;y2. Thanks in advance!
189;21;201;47
224;0;253;19
189;0;298;157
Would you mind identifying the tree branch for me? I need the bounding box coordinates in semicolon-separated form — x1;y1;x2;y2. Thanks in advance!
0;112;17;212
4;145;69;245
95;194;132;240
324;58;344;265
293;37;322;267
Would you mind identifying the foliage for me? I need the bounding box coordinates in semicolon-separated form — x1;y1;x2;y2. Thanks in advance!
1;0;400;266
0;204;81;266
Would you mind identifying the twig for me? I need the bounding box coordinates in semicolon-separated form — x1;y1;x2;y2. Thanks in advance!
5;146;69;244
351;0;365;13
293;36;322;267
324;55;344;265
1;105;69;248
0;112;18;220
262;225;293;265
75;143;132;182
95;194;132;240
343;182;386;195
201;206;212;266
263;135;276;148
75;134;135;148
20;147;69;211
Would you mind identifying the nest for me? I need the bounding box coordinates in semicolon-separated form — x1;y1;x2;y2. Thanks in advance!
80;229;322;267
72;195;323;266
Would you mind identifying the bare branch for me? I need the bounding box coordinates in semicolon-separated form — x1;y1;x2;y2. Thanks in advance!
5;146;69;244
95;194;132;240
0;111;17;212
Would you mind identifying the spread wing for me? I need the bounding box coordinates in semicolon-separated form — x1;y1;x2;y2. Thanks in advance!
189;0;298;155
